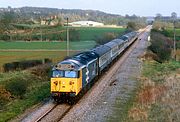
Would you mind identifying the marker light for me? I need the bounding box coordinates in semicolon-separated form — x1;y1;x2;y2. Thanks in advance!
69;81;74;85
54;81;58;85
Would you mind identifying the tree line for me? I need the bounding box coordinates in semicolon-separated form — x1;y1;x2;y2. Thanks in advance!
0;7;147;41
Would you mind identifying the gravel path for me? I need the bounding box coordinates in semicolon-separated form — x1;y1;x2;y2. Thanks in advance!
60;29;150;122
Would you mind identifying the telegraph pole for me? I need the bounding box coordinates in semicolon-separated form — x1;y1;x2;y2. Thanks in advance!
173;20;176;59
41;25;42;41
40;16;43;41
171;12;177;60
66;17;69;56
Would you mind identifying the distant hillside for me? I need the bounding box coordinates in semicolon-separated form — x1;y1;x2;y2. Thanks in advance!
0;7;145;26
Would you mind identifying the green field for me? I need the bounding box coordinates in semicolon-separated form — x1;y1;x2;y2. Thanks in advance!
0;27;125;71
161;28;180;39
74;27;125;40
1;26;125;42
167;28;180;36
0;41;96;50
0;41;96;70
0;50;77;65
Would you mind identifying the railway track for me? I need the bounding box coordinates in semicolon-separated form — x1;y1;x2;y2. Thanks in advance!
34;104;58;122
21;103;72;122
20;27;150;122
36;104;73;122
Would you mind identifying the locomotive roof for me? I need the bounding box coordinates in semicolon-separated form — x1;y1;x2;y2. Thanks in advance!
55;59;84;71
72;51;98;65
54;51;98;71
92;45;111;56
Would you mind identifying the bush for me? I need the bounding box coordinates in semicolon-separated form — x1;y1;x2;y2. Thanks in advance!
0;86;11;109
3;60;44;72
127;22;137;31
127;21;146;31
152;21;173;30
0;34;10;41
69;29;80;41
149;31;173;62
95;32;117;45
29;64;51;80
5;77;30;98
149;39;171;61
0;70;50;121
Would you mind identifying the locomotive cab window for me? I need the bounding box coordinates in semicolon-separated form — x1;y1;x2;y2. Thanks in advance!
52;70;63;78
65;71;78;78
52;70;80;78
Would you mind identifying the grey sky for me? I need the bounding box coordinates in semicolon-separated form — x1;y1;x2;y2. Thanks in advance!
0;0;179;16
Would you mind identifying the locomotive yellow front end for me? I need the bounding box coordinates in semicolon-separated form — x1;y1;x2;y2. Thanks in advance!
51;61;82;101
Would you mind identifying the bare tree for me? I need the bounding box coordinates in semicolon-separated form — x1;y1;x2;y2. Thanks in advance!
171;12;177;20
0;11;18;41
155;13;162;20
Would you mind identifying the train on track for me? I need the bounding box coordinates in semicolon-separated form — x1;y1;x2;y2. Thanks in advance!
50;31;139;103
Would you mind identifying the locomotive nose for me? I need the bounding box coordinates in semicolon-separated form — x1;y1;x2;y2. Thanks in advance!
51;78;76;93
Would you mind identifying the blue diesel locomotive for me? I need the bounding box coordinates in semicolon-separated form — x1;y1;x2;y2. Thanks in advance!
51;31;138;102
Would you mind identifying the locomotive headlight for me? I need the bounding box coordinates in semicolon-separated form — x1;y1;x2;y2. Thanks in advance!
62;81;65;85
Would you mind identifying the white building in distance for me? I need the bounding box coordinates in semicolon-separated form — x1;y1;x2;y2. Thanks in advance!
69;21;104;27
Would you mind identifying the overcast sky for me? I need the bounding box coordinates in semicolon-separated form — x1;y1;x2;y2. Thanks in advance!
0;0;179;16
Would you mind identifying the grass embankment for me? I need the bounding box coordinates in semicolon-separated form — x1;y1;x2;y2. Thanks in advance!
108;26;179;121
116;27;180;121
107;83;140;122
0;65;50;121
126;60;180;122
108;60;180;122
